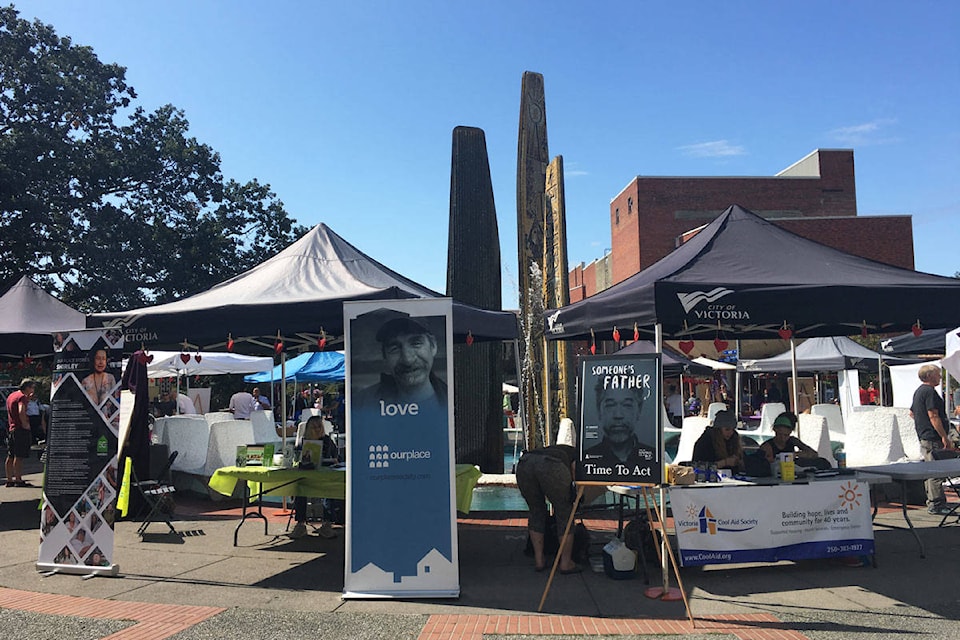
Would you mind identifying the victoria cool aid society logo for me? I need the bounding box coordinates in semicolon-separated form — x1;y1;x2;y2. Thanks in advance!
676;287;750;321
676;502;757;536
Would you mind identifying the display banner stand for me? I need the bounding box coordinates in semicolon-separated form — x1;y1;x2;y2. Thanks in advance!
342;299;458;598
37;329;124;577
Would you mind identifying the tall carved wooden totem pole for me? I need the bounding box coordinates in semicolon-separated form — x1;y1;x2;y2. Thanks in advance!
517;71;574;450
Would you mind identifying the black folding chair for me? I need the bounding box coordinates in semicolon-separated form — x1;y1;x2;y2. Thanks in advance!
131;451;180;537
931;449;960;526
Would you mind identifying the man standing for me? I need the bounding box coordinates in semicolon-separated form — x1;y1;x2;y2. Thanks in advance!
5;378;36;487
909;364;955;515
355;317;447;408
251;387;271;412
665;384;683;428
228;389;256;419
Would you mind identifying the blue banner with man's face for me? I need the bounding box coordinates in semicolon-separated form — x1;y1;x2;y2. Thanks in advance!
343;299;458;598
578;353;662;484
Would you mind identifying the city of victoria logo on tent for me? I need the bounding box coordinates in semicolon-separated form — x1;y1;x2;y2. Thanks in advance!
676;287;735;313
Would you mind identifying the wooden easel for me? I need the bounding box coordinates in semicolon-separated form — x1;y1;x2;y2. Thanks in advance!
537;482;694;625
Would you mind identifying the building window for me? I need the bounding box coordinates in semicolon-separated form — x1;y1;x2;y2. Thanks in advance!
615;208;620;225
627;197;633;214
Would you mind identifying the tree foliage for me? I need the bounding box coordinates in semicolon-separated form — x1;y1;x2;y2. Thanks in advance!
0;5;307;310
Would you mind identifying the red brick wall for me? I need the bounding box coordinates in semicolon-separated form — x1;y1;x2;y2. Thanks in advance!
609;150;859;283
774;216;914;270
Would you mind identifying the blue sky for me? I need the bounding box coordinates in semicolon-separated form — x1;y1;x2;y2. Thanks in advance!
13;1;960;306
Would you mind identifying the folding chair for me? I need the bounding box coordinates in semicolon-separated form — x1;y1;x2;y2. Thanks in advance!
132;451;180;536
932;449;960;526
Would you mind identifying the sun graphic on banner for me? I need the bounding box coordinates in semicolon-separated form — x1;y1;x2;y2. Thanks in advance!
838;480;863;509
686;504;700;519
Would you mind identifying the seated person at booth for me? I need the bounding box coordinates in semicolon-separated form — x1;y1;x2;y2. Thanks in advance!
759;412;831;469
691;409;744;472
289;416;339;539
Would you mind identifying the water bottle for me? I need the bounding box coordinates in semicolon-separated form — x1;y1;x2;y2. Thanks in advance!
836;448;846;468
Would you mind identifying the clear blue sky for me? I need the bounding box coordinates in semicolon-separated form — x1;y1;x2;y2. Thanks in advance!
13;1;960;306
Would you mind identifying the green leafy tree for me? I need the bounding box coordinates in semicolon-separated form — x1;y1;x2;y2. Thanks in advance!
0;6;306;310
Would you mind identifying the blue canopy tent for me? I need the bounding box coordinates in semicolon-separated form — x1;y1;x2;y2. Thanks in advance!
244;351;345;383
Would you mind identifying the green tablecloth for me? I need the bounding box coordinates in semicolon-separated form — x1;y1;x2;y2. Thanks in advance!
208;463;482;513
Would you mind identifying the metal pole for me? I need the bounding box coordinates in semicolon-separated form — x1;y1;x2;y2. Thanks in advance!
655;323;669;594
790;338;799;437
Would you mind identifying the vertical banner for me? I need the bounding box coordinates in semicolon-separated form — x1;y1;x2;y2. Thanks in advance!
37;329;123;576
577;353;662;484
343;299;457;598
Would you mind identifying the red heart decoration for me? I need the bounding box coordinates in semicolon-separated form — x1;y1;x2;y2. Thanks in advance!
179;353;190;364
778;328;793;340
226;338;235;352
318;336;327;349
194;354;202;363
633;326;639;341
465;332;474;346
590;343;596;355
612;327;621;342
274;341;283;355
24;356;33;365
714;339;728;352
861;325;868;339
912;324;923;337
678;340;695;354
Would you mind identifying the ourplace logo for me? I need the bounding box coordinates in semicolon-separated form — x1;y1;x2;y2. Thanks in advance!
367;444;431;468
676;503;757;535
676;287;734;313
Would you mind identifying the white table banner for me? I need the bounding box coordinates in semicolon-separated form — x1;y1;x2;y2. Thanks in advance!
670;479;875;566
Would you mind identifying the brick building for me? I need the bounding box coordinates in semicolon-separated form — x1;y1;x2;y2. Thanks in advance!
569;149;914;302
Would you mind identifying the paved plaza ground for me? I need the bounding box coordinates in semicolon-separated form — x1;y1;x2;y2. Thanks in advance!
1;451;958;640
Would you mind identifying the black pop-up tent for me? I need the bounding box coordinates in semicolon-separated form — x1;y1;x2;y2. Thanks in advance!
881;327;950;356
0;276;86;359
615;339;714;375
89;224;518;351
544;205;960;342
738;336;917;373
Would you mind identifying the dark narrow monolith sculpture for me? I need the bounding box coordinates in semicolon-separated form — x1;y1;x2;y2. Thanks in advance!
447;126;504;472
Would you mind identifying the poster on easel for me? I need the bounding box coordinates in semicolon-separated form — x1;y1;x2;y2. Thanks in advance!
37;329;123;576
577;353;662;484
343;298;457;599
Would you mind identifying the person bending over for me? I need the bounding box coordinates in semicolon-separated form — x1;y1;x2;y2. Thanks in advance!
515;444;581;574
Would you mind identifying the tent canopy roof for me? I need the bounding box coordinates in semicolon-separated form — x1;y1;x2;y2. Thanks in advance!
146;351;274;378
0;276;86;358
614;340;714;375
545;205;960;342
89;224;517;351
244;351;345;383
738;336;915;373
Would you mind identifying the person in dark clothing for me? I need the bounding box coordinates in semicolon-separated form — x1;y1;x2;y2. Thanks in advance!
692;410;744;472
910;364;955;515
758;412;830;469
289;416;340;539
516;444;580;574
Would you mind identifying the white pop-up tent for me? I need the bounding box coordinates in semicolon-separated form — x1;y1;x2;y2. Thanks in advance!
146;351;274;378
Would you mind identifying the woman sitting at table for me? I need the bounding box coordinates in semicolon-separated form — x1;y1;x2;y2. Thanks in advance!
692;410;744;472
759;412;831;469
290;416;339;539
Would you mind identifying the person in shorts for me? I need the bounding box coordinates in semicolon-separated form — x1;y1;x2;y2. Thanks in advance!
6;378;37;487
